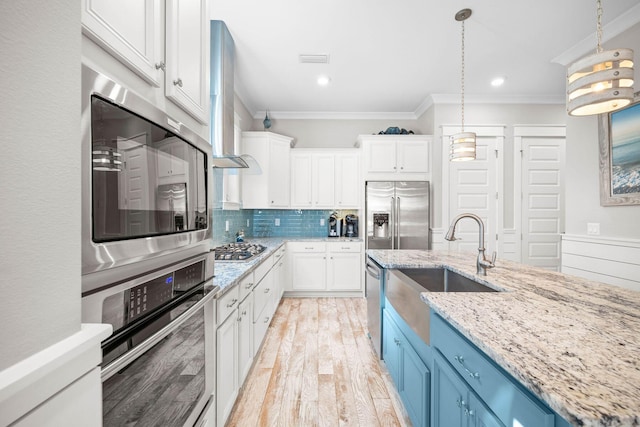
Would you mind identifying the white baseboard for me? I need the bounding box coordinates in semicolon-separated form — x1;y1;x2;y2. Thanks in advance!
561;234;640;291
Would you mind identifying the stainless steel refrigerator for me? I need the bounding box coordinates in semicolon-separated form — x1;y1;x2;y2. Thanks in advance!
365;181;430;250
365;180;430;358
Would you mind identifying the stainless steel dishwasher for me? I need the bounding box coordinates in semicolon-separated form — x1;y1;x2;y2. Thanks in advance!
365;256;383;358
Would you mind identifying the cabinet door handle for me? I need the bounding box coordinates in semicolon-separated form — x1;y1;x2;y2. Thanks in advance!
264;317;270;323
454;355;480;380
246;282;254;289
304;247;314;250
464;408;474;417
265;288;270;293
242;310;247;316
155;61;165;71
226;298;237;308
173;78;183;87
237;316;242;322
456;398;466;408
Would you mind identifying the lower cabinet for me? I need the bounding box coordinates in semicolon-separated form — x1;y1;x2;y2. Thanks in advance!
288;241;362;294
432;351;502;427
237;295;254;385
382;309;430;427
216;305;238;427
431;313;556;427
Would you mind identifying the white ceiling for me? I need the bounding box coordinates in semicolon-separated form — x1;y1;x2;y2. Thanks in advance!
210;1;640;119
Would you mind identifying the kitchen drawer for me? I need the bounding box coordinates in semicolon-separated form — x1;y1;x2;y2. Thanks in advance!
431;314;554;427
287;242;326;253
328;241;361;253
254;254;273;283
238;272;255;302
253;306;272;352
216;285;239;325
272;246;286;266
253;271;274;323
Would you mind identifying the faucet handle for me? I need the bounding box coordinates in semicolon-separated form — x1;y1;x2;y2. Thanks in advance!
490;251;496;264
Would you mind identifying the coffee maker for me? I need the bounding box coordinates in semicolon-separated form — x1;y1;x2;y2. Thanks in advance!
344;214;359;238
328;212;342;237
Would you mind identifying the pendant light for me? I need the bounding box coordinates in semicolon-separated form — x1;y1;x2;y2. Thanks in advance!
450;8;476;162
567;0;634;116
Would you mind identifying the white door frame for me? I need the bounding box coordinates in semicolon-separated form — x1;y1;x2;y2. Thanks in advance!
513;125;566;265
440;125;505;254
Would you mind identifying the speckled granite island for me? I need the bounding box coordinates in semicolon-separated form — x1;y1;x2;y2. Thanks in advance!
367;249;640;427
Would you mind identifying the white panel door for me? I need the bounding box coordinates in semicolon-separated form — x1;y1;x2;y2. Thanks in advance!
521;136;565;271
448;137;498;254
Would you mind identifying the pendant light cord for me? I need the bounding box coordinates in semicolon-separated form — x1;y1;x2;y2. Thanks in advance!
596;0;603;53
461;19;466;132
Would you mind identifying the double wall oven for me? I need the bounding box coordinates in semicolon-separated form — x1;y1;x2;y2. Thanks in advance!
81;65;215;426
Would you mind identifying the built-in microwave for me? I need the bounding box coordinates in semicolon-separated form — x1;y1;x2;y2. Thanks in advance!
81;65;212;294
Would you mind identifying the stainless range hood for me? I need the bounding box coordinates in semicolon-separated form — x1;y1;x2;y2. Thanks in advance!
210;20;248;168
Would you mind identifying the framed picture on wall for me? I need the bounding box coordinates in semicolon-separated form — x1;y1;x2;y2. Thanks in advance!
598;92;640;206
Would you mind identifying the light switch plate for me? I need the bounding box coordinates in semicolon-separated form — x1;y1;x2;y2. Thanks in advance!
587;223;600;235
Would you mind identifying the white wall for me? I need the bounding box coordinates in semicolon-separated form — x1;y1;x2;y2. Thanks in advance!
250;117;428;147
0;0;81;370
565;22;640;241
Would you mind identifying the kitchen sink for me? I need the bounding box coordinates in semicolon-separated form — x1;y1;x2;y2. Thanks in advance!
386;268;500;344
396;268;499;293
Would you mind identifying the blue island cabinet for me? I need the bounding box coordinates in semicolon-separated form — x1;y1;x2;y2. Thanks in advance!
382;308;430;427
431;313;558;427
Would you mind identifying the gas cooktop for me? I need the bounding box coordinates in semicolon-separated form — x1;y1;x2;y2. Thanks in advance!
213;242;267;261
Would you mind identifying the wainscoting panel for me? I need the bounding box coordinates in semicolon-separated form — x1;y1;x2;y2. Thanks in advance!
561;234;640;291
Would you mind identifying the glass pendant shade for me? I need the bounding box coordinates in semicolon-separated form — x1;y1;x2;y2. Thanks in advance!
567;48;634;116
450;132;476;161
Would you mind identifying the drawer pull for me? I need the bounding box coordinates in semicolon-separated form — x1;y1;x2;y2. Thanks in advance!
341;246;350;250
393;338;401;346
226;298;238;308
304;247;314;250
464;408;474;417
265;288;271;293
456;398;466;408
264;317;270;323
454;355;480;380
245;282;254;289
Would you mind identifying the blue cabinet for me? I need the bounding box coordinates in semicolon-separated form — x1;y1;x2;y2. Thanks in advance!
433;351;503;427
431;313;555;427
383;309;430;427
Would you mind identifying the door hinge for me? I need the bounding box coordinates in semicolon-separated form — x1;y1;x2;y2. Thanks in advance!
495;149;498;158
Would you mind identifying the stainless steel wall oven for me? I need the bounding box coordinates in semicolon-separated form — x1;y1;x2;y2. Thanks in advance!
81;65;212;294
82;251;217;426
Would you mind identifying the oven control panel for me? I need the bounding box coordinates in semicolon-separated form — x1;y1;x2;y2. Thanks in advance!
127;273;174;323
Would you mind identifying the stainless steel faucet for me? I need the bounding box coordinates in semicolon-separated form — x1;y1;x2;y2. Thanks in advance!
445;213;496;275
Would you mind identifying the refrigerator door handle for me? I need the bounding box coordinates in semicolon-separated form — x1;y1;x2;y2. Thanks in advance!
396;196;401;249
390;196;396;249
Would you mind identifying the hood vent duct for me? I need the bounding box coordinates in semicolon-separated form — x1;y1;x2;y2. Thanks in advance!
210;20;248;168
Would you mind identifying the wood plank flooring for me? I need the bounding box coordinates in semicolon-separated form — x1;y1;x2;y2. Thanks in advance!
227;298;411;427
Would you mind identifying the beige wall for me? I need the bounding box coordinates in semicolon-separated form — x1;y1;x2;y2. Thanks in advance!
0;0;81;370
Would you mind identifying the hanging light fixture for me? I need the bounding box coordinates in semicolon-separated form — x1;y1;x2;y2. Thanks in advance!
450;8;476;162
567;0;634;116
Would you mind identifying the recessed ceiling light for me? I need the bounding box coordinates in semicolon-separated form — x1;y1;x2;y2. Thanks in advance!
491;77;506;87
317;76;331;86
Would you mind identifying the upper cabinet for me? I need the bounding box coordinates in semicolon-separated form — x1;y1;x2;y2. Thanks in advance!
241;132;293;209
290;149;360;209
81;0;209;123
358;135;431;179
164;0;209;123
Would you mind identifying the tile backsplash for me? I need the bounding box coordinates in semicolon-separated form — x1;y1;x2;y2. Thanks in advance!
212;208;358;244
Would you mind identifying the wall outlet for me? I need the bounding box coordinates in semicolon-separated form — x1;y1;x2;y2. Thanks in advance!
320;218;325;226
587;223;600;235
275;218;280;226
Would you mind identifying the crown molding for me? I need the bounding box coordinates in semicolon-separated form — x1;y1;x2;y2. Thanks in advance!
429;93;565;105
551;3;640;66
251;110;419;120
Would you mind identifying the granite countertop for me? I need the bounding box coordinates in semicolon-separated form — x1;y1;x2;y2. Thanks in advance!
366;249;640;427
212;237;363;295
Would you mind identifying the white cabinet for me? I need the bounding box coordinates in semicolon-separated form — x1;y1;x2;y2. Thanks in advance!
241;132;293;209
81;0;209;123
359;135;431;177
237;295;253;385
216;286;239;427
288;241;362;294
164;0;209;123
156;137;187;181
290;150;360;209
82;0;163;86
327;243;362;291
335;152;360;207
273;246;288;299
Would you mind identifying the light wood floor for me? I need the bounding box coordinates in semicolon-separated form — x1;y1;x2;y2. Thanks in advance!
227;297;411;427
